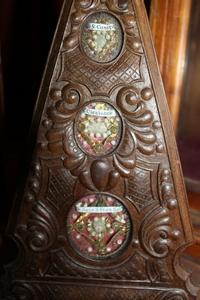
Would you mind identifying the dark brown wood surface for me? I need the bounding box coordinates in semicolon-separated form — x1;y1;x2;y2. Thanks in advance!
1;0;199;299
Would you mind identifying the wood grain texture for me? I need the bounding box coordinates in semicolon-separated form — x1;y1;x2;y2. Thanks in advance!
1;0;199;299
150;0;192;130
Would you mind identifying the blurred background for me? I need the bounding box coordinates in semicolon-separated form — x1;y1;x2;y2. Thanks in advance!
0;0;200;276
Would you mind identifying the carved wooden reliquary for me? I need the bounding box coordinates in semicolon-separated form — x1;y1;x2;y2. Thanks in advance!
2;0;200;299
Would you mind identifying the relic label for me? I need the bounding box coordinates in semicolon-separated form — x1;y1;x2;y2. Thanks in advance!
85;108;116;117
76;205;123;213
87;23;115;31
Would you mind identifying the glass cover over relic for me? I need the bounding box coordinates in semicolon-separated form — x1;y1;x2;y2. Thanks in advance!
67;194;131;259
81;12;123;63
76;101;122;156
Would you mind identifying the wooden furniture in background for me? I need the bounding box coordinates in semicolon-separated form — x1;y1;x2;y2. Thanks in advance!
150;0;192;130
150;0;200;264
177;0;200;194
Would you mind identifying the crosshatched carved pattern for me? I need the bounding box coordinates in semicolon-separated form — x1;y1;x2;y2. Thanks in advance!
50;286;189;300
59;48;142;94
30;243;173;284
126;167;156;210
46;249;148;281
46;168;76;208
1;282;190;300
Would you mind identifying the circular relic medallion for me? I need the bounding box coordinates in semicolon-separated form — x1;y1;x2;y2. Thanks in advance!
81;12;123;63
75;101;122;156
67;194;131;259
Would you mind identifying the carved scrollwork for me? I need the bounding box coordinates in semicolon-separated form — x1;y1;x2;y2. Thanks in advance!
63;126;87;176
113;127;136;178
45;83;158;191
46;83;84;155
116;86;157;156
27;201;59;252
47;87;117;191
45;84;136;189
139;207;174;258
63;0;100;52
75;0;129;14
76;0;100;10
106;0;129;13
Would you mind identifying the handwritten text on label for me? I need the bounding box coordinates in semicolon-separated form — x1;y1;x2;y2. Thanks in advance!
87;23;115;31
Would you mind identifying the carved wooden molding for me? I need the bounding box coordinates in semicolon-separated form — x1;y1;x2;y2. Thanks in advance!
1;0;199;299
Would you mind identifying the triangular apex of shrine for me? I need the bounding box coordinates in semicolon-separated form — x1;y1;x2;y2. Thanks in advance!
2;0;200;299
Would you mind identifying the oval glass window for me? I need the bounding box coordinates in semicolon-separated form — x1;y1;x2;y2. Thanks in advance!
81;12;123;63
75;101;122;156
67;194;131;259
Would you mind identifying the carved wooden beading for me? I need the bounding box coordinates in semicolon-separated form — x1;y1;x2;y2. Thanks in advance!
1;0;200;299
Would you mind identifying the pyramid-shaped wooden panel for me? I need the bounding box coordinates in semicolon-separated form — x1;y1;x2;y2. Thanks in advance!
1;0;200;299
